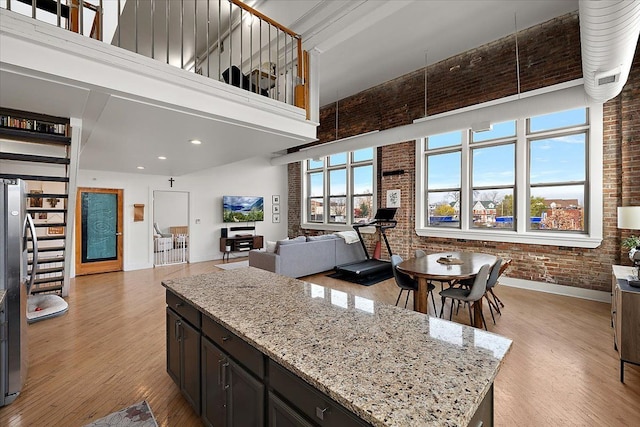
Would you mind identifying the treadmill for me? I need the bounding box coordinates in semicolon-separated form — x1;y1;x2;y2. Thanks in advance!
334;207;398;279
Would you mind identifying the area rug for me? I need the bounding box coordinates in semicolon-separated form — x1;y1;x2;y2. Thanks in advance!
83;401;158;427
327;269;394;286
216;259;249;270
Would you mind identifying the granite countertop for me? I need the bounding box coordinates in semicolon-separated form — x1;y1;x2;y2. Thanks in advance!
163;267;512;427
0;289;5;306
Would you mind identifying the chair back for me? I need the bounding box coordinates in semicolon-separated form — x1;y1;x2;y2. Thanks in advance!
468;264;492;301
415;249;427;258
486;258;503;290
391;254;417;290
153;222;162;235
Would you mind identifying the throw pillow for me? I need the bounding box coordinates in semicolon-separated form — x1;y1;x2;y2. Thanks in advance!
265;241;277;253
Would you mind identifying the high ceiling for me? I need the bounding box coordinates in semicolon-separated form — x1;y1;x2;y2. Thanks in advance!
1;0;580;175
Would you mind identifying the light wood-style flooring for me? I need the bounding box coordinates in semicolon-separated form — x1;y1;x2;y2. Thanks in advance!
1;261;639;426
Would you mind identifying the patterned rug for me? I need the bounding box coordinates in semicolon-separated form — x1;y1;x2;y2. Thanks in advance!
83;401;158;427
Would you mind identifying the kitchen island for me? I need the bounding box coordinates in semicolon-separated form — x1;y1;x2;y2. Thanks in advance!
163;267;512;426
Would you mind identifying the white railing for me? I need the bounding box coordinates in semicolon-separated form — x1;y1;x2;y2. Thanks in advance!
154;234;187;266
1;0;309;115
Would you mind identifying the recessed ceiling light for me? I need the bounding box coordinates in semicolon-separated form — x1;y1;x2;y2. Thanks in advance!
190;139;202;145
137;166;145;170
158;156;167;160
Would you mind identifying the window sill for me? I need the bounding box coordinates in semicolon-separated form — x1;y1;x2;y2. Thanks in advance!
415;228;602;248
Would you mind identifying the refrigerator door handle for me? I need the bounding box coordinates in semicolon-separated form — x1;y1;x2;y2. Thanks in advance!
25;213;38;294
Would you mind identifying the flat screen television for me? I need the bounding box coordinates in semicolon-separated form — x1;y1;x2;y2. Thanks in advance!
223;196;264;223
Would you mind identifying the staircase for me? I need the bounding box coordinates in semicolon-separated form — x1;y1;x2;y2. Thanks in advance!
0;107;72;295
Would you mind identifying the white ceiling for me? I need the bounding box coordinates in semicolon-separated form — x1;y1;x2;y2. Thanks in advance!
0;0;579;176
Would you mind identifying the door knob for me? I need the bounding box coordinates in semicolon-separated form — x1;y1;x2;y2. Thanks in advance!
115;232;123;236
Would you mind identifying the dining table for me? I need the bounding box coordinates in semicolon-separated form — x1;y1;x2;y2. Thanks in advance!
397;251;497;328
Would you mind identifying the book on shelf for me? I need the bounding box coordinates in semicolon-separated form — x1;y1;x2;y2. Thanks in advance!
0;114;67;135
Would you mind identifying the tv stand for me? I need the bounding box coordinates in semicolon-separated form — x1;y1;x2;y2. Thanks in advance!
220;235;263;262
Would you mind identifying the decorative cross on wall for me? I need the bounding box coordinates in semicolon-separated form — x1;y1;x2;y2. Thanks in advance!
169;177;175;188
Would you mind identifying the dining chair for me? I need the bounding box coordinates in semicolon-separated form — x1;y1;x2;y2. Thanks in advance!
489;258;511;310
391;255;436;312
439;264;491;330
415;249;427;258
484;258;503;324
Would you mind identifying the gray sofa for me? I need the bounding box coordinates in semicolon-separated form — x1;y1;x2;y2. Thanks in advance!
248;234;365;278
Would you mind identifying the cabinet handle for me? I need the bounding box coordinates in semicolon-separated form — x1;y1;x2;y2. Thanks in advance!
222;336;231;342
175;320;182;342
222;361;229;386
175;302;183;308
315;406;329;421
218;359;225;385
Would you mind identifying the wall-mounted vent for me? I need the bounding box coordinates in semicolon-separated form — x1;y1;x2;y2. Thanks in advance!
595;68;620;86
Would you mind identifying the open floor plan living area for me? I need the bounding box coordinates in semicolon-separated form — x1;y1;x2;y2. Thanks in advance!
2;0;640;426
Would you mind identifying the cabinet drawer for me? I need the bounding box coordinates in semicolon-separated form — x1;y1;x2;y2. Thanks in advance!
166;290;201;329
269;360;369;427
202;315;264;379
466;384;493;427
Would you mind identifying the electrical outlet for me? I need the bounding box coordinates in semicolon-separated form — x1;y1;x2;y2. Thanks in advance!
195;219;201;224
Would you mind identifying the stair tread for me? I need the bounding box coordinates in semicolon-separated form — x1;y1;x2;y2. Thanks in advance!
34;276;64;285
33;222;65;228
28;235;66;241
29;266;65;275
0;152;70;164
0;127;70;145
31;285;64;294
29;246;65;253
0;173;69;183
27;193;68;198
29;256;65;265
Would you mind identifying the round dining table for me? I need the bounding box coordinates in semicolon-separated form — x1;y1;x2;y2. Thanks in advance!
397;251;497;328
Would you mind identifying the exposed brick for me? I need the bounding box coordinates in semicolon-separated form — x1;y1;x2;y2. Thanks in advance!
288;12;640;293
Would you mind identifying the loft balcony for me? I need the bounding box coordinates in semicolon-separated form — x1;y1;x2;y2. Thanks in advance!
0;0;317;175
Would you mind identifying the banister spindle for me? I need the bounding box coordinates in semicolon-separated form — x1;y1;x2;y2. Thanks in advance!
151;0;155;59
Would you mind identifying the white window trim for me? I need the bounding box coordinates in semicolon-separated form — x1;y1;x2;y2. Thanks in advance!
415;81;603;248
301;152;377;232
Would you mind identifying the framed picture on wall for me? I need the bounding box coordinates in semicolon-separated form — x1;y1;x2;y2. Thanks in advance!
272;204;280;214
272;195;280;204
273;213;280;223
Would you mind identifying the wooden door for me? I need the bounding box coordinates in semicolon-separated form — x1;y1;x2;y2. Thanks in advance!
75;187;123;275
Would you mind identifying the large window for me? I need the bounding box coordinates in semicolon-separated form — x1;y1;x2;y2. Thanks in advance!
303;148;375;228
417;95;603;248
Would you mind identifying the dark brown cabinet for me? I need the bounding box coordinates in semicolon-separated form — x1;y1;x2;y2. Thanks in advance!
269;392;314;427
201;315;264;427
166;292;201;414
220;235;264;261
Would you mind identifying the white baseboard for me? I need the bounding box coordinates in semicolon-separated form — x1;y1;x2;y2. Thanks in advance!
500;277;611;303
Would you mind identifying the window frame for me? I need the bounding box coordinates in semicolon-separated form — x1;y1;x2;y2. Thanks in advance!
415;83;603;248
301;149;377;231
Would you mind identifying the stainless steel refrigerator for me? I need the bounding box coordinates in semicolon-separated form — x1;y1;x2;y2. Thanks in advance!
1;178;37;407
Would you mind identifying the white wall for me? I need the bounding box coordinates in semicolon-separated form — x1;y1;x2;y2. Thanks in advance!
75;156;289;274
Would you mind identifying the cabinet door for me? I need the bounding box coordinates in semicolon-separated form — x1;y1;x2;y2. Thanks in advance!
202;337;228;427
166;308;181;386
181;319;202;414
228;358;264;426
269;392;314;427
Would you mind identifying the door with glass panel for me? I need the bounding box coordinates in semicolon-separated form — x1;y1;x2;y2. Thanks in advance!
75;188;124;275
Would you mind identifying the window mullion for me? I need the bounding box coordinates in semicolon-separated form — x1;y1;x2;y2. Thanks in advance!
516;118;527;233
460;132;470;230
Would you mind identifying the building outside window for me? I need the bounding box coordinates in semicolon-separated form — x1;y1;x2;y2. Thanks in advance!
302;148;375;228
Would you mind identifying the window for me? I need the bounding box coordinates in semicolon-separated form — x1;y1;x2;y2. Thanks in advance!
417;90;603;249
302;148;376;228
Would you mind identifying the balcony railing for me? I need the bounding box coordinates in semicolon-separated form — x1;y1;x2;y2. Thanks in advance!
2;0;309;116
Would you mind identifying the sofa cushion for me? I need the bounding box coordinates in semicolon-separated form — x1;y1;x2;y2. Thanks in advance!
306;234;338;242
276;236;306;254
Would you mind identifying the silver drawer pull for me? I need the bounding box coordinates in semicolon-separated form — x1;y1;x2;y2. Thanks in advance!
175;302;183;308
316;406;329;420
222;336;231;342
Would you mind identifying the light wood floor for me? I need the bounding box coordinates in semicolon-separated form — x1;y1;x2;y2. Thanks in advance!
1;261;639;426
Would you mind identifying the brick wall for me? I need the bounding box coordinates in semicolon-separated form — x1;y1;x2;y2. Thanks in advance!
288;12;640;292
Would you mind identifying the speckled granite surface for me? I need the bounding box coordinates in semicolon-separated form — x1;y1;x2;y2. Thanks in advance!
163;267;512;427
